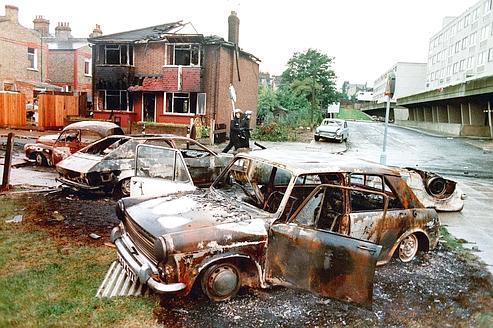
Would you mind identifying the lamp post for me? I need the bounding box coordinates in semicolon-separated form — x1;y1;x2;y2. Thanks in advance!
380;71;396;165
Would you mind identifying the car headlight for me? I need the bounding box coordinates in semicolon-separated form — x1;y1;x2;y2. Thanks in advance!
336;129;342;135
153;237;168;263
316;128;320;133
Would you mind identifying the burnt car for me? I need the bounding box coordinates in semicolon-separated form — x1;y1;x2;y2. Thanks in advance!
24;121;124;166
110;150;440;307
397;168;464;212
56;135;231;198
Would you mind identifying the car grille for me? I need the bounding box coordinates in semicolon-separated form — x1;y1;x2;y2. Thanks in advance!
123;217;158;265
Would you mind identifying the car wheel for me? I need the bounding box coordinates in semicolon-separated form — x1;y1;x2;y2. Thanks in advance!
201;262;241;302
34;152;47;166
314;135;320;141
114;178;131;199
398;233;419;262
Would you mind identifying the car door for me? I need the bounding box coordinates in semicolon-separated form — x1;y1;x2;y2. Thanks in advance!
266;184;382;309
130;144;194;197
52;129;81;164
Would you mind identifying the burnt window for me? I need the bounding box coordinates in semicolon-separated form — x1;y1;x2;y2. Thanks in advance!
104;44;133;65
166;44;201;66
27;47;37;69
105;90;128;111
350;174;403;209
349;190;385;212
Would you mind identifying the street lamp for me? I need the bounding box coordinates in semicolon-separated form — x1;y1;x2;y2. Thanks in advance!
380;71;396;165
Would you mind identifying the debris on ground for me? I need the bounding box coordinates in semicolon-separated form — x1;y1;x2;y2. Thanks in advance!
5;214;23;223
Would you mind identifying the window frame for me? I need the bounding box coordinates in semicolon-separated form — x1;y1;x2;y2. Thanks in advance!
84;59;92;76
165;43;202;67
103;44;134;66
27;47;37;70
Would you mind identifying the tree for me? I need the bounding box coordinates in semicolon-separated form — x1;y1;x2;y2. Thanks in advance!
291;77;322;126
257;86;279;120
280;49;340;110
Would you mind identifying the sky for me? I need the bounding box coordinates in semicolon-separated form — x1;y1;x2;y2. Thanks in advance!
2;0;479;87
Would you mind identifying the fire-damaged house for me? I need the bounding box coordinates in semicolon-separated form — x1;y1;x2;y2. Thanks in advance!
88;12;260;141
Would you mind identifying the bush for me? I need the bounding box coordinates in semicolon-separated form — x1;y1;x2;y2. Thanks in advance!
252;120;296;142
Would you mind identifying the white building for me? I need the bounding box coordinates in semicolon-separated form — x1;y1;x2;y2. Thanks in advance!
426;0;493;90
372;62;427;103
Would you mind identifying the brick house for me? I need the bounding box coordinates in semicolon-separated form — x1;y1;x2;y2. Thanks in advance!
89;11;260;140
0;5;56;102
40;21;100;102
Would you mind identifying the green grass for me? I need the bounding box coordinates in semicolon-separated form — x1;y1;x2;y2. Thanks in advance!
335;107;373;121
0;197;159;327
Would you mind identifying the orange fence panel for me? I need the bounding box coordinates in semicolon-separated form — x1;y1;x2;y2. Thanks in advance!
0;92;26;128
38;94;79;129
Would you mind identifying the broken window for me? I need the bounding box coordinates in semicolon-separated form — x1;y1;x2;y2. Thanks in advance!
350;174;403;209
27;47;37;69
105;90;128;111
104;44;133;65
166;44;201;66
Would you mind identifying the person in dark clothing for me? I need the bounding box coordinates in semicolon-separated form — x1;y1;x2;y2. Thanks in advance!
238;110;252;149
222;109;243;153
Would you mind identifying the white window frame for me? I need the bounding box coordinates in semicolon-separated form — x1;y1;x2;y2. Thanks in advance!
104;44;133;65
27;47;37;70
165;43;201;67
84;59;92;76
164;92;206;115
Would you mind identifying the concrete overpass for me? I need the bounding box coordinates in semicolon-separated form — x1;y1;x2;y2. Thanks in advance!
395;76;493;138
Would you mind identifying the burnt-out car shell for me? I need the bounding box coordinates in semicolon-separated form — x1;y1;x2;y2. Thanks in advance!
24;121;124;166
111;150;440;307
56;134;231;197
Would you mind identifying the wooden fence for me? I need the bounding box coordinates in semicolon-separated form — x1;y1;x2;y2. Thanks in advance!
38;94;79;129
0;92;26;127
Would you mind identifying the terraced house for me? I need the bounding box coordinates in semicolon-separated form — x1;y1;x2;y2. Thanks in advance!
89;12;260;140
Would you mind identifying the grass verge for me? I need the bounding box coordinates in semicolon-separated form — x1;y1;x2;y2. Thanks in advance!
336;107;373;121
0;197;159;327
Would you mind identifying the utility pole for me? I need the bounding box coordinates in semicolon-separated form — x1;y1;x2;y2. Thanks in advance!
380;71;396;165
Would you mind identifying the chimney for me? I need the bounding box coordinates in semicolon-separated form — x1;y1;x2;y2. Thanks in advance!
33;15;50;37
4;5;18;23
89;24;103;38
228;11;239;45
55;22;72;41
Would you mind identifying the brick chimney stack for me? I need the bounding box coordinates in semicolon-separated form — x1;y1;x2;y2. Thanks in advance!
228;11;239;45
89;24;103;38
4;5;18;23
33;15;50;37
55;22;72;40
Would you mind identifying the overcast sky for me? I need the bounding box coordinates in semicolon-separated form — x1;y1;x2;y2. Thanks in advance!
3;0;479;87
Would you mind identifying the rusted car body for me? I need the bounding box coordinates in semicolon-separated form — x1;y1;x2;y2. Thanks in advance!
24;121;124;166
110;150;440;307
397;168;464;212
56;135;231;197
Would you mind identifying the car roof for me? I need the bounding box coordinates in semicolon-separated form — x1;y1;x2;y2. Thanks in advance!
238;149;400;176
63;121;123;135
323;118;344;123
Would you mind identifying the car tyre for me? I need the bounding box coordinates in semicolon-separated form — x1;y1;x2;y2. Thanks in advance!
201;262;241;302
113;178;131;199
314;135;320;141
398;233;419;263
34;152;47;166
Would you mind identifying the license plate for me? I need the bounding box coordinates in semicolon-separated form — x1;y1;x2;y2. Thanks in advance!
118;254;136;283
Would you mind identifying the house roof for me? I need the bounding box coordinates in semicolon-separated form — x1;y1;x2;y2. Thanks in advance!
88;22;189;43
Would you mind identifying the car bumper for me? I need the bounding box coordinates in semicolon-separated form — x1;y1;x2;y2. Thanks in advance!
315;133;342;140
56;177;103;191
111;226;186;294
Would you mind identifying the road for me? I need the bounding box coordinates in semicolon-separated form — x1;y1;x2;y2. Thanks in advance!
344;121;493;272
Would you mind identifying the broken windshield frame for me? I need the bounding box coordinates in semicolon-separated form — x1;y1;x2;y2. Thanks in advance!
212;157;294;214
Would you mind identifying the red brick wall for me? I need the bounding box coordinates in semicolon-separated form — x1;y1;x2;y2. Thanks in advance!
48;50;74;87
134;43;165;75
161;67;178;90
182;67;201;92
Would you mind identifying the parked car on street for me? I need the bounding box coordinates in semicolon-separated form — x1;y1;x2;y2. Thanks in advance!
24;121;124;166
56;135;232;198
109;149;440;307
314;118;349;142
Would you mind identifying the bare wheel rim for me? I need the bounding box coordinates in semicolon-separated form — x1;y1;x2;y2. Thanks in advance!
399;234;418;262
35;153;45;165
203;264;240;301
120;179;131;196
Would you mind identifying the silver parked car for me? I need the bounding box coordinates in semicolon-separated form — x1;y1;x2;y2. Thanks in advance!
314;118;349;142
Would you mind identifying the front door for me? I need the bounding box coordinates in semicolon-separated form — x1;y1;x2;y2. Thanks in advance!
266;185;382;308
130;144;194;197
142;93;156;122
